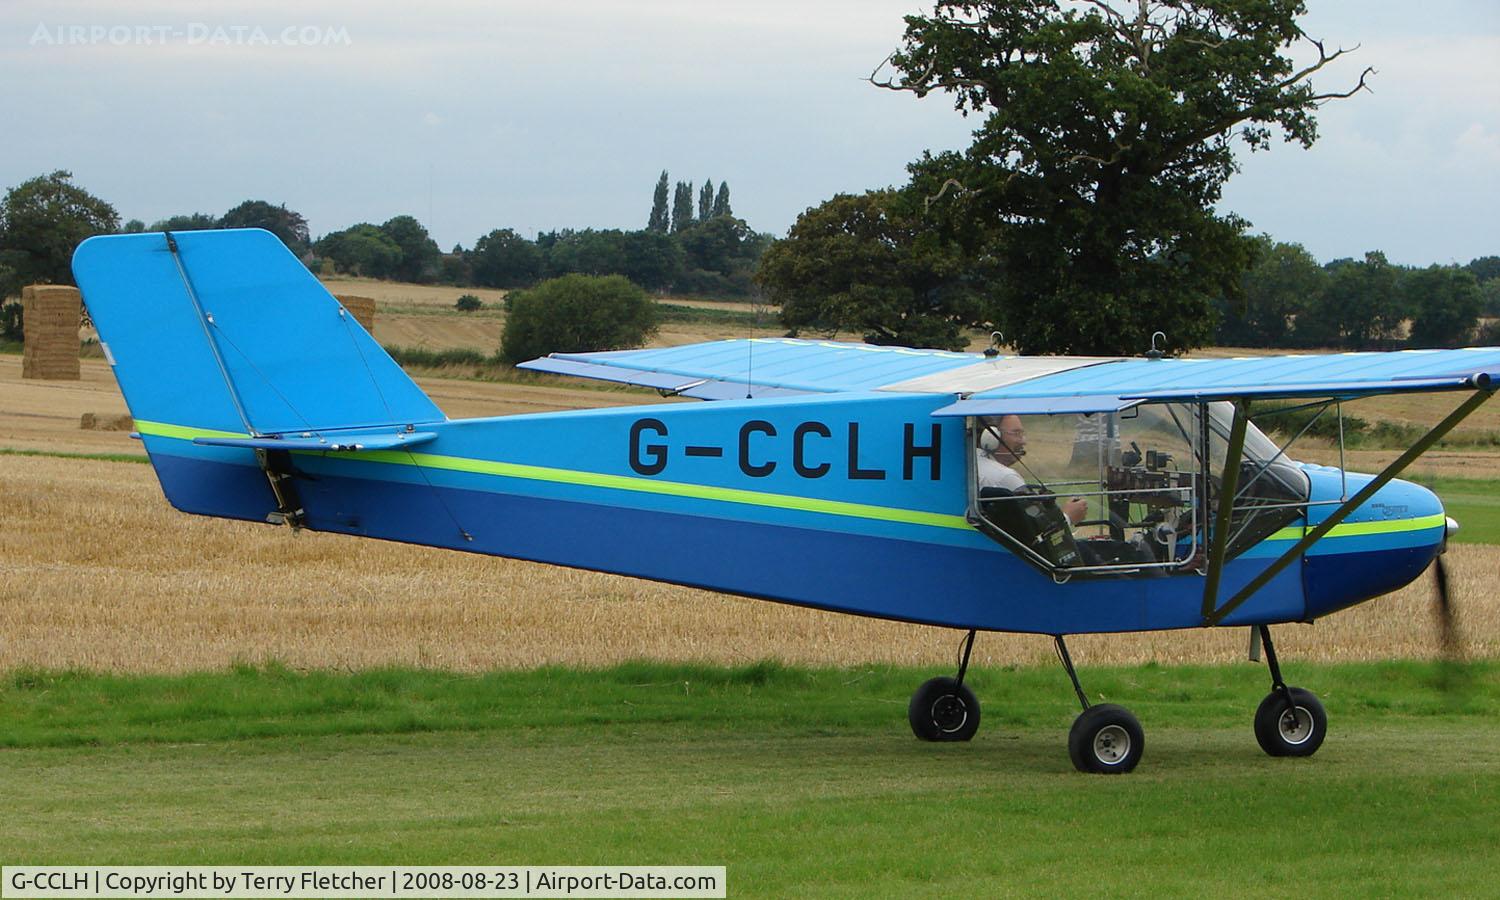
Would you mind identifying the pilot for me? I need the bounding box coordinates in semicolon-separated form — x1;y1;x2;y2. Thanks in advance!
978;415;1087;526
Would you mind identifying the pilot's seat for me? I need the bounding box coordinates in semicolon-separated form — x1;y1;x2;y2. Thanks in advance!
979;487;1081;568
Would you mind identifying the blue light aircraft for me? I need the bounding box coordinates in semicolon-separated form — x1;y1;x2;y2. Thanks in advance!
73;229;1489;773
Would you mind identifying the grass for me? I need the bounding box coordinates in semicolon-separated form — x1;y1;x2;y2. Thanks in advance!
4;659;1493;748
0;446;148;464
657;302;771;326
380;343;666;392
2;661;1497;896
1413;476;1500;544
384;344;498;369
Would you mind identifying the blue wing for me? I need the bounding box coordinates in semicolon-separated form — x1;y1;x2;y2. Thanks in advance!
519;339;1111;397
516;339;984;396
523;340;1500;408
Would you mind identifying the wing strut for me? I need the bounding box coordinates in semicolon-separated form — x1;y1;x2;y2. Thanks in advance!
1201;386;1495;626
1199;399;1250;621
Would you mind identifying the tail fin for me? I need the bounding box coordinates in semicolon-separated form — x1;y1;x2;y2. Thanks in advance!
73;228;444;521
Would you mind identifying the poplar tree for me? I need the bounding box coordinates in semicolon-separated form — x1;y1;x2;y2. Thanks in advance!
698;180;714;220
647;170;670;233
671;181;694;233
712;181;731;217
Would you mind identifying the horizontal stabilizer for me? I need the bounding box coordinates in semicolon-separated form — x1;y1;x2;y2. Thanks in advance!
192;431;438;452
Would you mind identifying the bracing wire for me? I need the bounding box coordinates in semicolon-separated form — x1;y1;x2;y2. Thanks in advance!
335;305;473;543
200;318;319;436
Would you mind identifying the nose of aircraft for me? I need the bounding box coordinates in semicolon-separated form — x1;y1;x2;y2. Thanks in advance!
1300;471;1446;619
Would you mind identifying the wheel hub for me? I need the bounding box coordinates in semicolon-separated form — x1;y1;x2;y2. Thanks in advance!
1278;706;1313;745
931;695;968;733
1093;724;1131;764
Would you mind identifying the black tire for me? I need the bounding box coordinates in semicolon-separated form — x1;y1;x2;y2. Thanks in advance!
907;676;981;742
1254;687;1326;757
1068;703;1144;774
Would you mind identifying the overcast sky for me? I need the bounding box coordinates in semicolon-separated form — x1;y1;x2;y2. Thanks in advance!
2;1;1495;266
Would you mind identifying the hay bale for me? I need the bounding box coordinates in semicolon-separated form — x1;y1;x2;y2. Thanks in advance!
334;294;376;331
21;285;82;380
80;413;136;431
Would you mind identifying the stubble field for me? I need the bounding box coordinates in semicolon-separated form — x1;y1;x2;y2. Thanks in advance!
3;355;1497;672
318;275;784;353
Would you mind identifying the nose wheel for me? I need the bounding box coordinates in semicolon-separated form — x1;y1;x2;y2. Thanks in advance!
1056;636;1145;773
1252;626;1326;758
1254;687;1326;756
1068;703;1144;773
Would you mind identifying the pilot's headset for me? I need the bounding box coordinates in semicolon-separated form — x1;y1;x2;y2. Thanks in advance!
978;421;1016;458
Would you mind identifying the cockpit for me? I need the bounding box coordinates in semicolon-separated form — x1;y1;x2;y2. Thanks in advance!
968;402;1310;576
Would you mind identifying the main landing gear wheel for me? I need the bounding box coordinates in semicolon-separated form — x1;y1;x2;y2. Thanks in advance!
1068;704;1144;774
908;676;981;742
1254;687;1326;757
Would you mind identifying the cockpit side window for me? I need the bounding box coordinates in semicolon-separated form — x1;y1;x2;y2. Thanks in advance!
1203;401;1311;558
969;402;1309;576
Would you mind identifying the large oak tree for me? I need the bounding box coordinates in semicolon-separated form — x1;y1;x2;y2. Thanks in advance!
757;190;990;350
0;170;119;291
875;0;1369;354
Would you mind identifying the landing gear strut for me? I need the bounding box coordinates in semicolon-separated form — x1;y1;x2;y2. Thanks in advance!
1057;636;1144;774
1252;625;1326;757
909;630;981;742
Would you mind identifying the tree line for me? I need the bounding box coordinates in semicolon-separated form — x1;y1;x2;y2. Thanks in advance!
755;188;1499;354
163;169;766;298
1216;241;1499;350
0;168;770;343
0;169;747;361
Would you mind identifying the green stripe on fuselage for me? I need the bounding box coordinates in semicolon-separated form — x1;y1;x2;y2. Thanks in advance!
134;419;973;532
133;420;1446;541
355;448;974;530
1265;513;1447;542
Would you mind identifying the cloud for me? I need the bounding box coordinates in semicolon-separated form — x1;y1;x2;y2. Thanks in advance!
1453;123;1500;167
2;0;1493;261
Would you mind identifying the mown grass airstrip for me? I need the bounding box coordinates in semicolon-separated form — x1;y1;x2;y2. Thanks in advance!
2;662;1498;896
